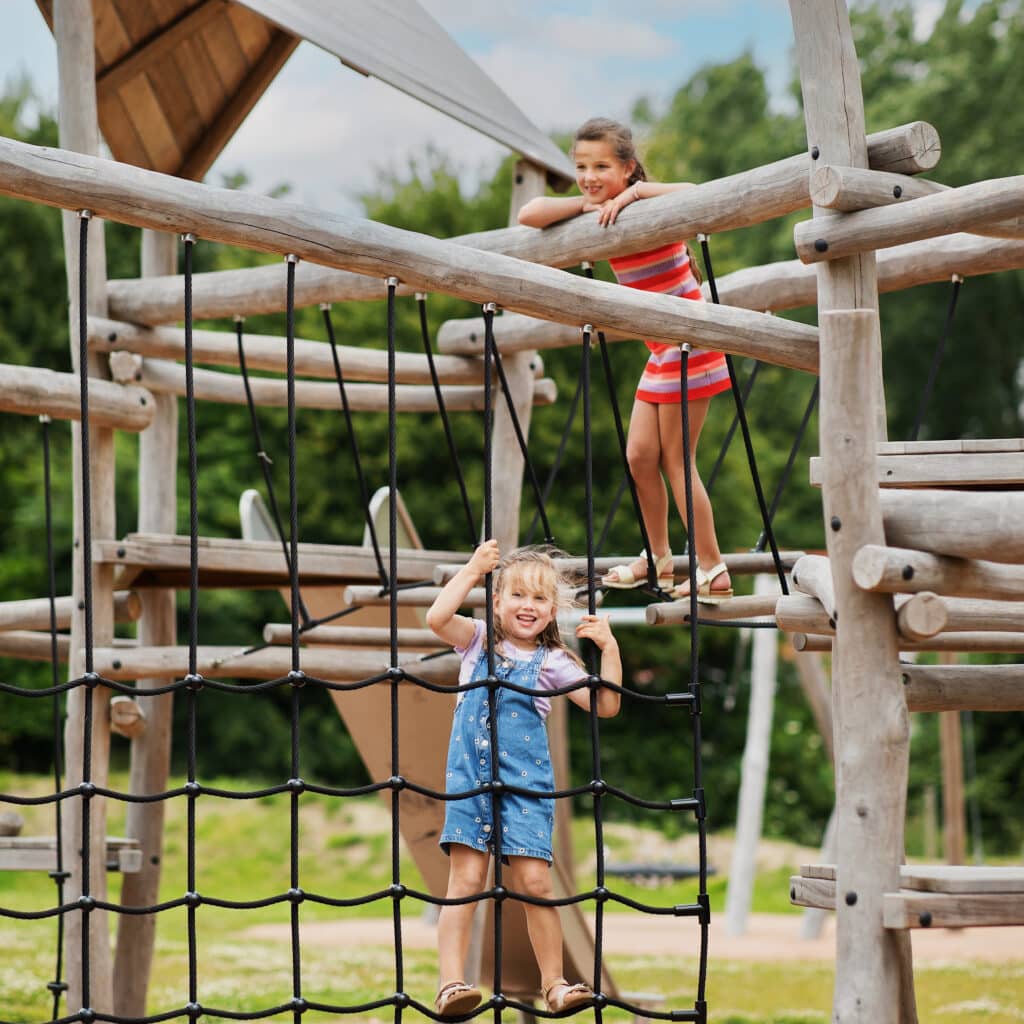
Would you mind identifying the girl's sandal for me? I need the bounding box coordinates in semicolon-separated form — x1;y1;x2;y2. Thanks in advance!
435;980;482;1018
542;977;595;1013
602;551;673;590
671;562;734;605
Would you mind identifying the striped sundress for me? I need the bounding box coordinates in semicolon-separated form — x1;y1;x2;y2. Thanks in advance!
608;241;731;404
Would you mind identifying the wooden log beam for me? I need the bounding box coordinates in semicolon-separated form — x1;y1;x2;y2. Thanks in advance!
0;362;154;430
262;623;443;649
89;645;460;684
0;591;140;632
794;630;1024;654
810;450;1024;489
790;555;836;622
853;544;1024;601
883;891;1024;930
810;166;1024;240
438;311;637;356
776;594;833;634
89;316;509;386
896;592;948;642
880;490;1024;564
0;136;819;374
343;585;486;609
110;357;557;413
795;176;1024;264
645;592;781;626
0;629;70;662
901;663;1024;713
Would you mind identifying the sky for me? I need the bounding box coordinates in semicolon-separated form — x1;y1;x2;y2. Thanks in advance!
3;1;949;216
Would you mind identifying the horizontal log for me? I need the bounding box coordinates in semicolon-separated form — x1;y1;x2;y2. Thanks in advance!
262;623;443;648
792;630;1024;654
790;555;836;621
901;663;1024;713
790;874;836;911
111;357;557;413
645;592;781;626
438;312;637;356
0;836;141;873
896;591;948;641
0;630;70;662
776;594;833;634
810;166;1024;239
883;891;1024;929
853;544;1024;601
0;591;140;631
0;362;153;431
862;121;941;175
89;645;460;684
343;585;486;609
795;175;1024;264
809;450;1024;489
802;862;1024;893
89;316;514;386
880;489;1024;564
0;136;818;373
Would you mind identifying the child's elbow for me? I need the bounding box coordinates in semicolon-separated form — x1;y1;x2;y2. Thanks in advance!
517;201;543;227
424;608;443;635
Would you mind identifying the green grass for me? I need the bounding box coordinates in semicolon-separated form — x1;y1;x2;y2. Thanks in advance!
2;774;1023;1022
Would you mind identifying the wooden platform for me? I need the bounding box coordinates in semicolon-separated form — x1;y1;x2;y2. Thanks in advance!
0;835;141;873
791;863;1024;928
93;533;465;589
810;438;1024;489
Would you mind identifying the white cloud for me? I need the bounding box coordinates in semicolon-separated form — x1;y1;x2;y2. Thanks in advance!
546;15;678;58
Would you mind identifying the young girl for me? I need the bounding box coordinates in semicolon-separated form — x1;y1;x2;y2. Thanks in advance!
518;117;733;603
426;540;621;1018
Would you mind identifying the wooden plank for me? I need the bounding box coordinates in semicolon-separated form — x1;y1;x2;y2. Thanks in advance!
0;137;821;374
800;863;1024;893
90;316;498;385
0;835;141;873
810;451;1024;488
0;591;140;631
89;644;461;683
883;891;1024;929
880;489;1024;563
98;90;153;171
645;592;781;626
172;31;228;124
790;875;836;911
0;362;154;430
193;2;248;92
113;357;556;412
225;0;272;60
854;544;1024;601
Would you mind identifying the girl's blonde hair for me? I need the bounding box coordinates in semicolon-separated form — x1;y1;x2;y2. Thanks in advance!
571;116;703;285
492;546;583;667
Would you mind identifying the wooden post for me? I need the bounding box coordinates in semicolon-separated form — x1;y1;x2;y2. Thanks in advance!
937;656;966;866
54;0;114;1013
113;230;178;1016
724;574;780;935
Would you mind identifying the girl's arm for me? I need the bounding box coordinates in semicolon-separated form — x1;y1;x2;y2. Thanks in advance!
568;614;622;718
425;539;501;649
596;180;697;226
517;195;587;228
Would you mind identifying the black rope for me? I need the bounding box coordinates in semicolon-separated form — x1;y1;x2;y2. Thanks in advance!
416;294;476;544
705;361;762;498
698;236;788;596
321;304;389;588
582;265;661;589
909;274;963;442
234;317;313;626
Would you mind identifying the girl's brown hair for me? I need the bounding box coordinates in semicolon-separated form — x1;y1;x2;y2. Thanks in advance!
492;546;583;667
572;117;702;285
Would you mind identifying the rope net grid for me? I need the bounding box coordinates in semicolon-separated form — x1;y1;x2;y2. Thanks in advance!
0;221;717;1024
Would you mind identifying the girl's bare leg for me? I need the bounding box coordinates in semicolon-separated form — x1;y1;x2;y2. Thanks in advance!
507;856;564;987
604;399;672;583
658;397;731;594
438;845;490;984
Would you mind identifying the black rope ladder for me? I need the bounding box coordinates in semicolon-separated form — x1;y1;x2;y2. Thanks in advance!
0;219;712;1024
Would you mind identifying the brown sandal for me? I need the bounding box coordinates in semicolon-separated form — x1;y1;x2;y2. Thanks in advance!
542;977;595;1013
435;980;482;1018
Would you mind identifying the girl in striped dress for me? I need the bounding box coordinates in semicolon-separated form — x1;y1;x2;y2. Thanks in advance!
518;118;733;602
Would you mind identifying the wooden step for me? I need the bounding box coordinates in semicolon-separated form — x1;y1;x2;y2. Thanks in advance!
0;835;141;873
810;440;1024;489
646;592;780;626
93;533;465;589
791;863;1024;928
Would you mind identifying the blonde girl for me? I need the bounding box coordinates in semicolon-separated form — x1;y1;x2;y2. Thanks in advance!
426;540;621;1017
518;117;733;603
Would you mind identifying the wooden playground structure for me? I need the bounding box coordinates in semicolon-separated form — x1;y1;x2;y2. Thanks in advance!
1;1;1024;1022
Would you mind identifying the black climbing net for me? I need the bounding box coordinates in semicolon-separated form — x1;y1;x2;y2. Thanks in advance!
1;215;725;1024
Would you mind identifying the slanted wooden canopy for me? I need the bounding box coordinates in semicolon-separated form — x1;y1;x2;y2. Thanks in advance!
34;0;573;185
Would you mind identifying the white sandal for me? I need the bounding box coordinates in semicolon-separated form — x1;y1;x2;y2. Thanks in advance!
671;561;734;604
542;977;594;1013
435;980;482;1017
601;550;673;590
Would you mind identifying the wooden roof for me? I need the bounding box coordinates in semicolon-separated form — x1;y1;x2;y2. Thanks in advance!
35;0;573;186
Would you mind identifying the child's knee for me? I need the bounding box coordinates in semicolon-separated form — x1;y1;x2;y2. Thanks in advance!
512;858;554;900
627;443;658;477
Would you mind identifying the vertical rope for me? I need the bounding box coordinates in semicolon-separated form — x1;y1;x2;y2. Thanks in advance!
321;303;389;589
705;361;762;498
910;274;963;442
416;294;477;544
41;415;68;1020
698;235;787;595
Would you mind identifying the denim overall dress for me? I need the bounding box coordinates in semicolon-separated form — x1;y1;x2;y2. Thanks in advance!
440;641;555;863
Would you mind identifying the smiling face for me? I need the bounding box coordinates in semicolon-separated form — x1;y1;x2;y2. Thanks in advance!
494;565;558;647
573;137;635;205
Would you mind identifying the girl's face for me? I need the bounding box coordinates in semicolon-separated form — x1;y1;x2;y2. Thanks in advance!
573;138;635;205
494;568;557;646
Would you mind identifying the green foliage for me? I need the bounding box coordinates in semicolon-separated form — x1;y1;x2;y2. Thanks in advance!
1;2;1023;857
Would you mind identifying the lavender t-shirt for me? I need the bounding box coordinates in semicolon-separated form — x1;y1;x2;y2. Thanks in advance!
454;619;584;720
